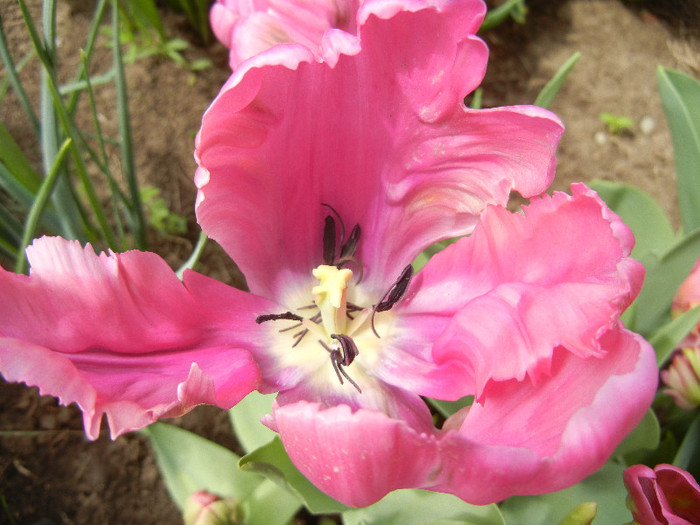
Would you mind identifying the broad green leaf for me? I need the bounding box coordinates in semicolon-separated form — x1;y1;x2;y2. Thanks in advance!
229;391;277;454
613;409;660;457
630;227;700;337
343;489;505;525
499;462;630;525
534;51;581;110
143;423;263;510
657;67;700;233
239;437;350;514
589;179;675;264
673;411;700;473
649;305;700;366
241;479;302;525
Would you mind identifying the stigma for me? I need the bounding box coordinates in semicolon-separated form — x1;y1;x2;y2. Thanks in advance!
312;265;353;336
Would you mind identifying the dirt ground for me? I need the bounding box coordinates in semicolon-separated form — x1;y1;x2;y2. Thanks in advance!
0;0;698;523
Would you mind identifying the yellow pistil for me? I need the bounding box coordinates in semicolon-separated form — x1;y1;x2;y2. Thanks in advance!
312;264;353;336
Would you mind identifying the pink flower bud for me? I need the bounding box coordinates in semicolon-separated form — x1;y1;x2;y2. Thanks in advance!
623;464;700;525
662;347;700;409
183;490;241;525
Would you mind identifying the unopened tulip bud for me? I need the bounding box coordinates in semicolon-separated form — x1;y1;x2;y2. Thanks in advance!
662;347;700;409
183;490;241;525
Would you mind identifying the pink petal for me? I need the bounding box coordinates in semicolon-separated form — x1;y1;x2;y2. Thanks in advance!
195;0;563;300
0;237;266;439
433;328;657;504
269;396;440;507
409;184;645;397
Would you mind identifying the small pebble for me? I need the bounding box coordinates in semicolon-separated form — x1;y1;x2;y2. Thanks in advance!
594;131;608;145
640;115;655;135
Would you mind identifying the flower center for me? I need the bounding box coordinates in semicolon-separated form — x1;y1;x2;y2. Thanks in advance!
255;206;414;393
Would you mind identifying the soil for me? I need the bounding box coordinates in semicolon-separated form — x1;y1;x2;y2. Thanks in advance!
0;1;698;524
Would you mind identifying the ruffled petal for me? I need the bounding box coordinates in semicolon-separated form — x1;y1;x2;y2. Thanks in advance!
400;184;645;397
268;393;440;507
195;0;563;302
432;328;657;504
0;237;267;439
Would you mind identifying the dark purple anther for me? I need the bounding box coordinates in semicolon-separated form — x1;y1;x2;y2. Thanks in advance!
323;215;337;266
371;264;413;337
331;333;359;366
255;311;304;324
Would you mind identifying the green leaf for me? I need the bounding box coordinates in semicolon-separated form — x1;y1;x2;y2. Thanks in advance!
479;0;527;32
427;396;474;419
239;437;350;514
229;391;277;454
613;409;661;457
673;411;700;473
630;227;700;336
534;51;581;110
142;423;263;510
241;479;302;525
649;305;700;366
343;489;505;525
0;122;42;193
657;67;700;234
499;462;630;525
589;179;675;264
413;237;461;271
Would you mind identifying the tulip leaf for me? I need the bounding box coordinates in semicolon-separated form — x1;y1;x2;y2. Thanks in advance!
142;422;262;510
239;437;350;514
241;479;302;525
657;67;700;234
343;489;505;525
413;237;461;271
673;411;700;473
229;391;277;454
649;305;700;366
499;462;630;525
588;179;675;264
628;226;700;336
534;51;581;110
613;409;660;457
427;396;474;419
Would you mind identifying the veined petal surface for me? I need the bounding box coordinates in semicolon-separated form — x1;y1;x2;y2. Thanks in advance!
268;389;440;507
385;184;645;398
195;0;563;302
0;237;267;439
434;328;657;504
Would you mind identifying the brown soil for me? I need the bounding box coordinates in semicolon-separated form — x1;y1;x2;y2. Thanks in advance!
0;0;697;524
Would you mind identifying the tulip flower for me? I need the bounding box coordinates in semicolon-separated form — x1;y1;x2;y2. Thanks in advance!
624;464;700;525
0;0;656;507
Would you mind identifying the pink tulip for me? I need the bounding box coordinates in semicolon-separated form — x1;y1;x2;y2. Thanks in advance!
624;464;700;525
0;0;657;507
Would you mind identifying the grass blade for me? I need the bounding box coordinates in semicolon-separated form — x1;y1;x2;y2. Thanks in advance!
15;138;72;274
535;51;581;110
112;0;147;249
0;12;39;133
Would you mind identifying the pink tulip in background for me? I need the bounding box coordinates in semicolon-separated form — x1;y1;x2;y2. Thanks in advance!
624;464;700;525
210;0;360;68
0;0;658;508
